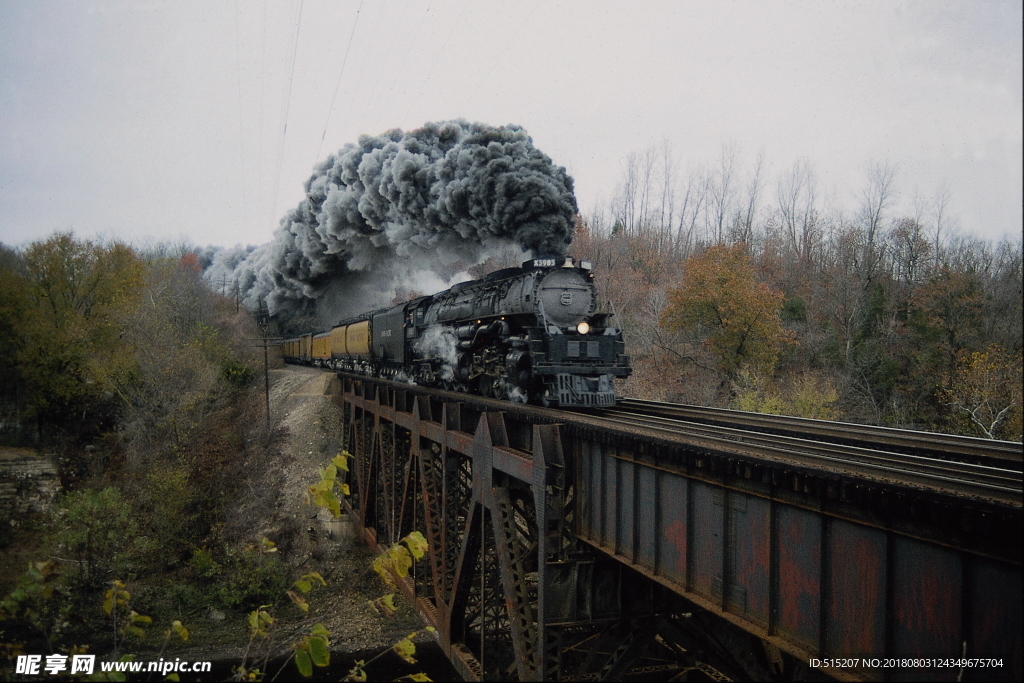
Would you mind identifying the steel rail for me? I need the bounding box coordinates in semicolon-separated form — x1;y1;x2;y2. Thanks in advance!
611;398;1024;469
596;409;1023;503
329;369;1022;503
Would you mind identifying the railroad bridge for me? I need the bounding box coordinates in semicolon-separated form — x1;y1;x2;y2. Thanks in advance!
332;372;1022;682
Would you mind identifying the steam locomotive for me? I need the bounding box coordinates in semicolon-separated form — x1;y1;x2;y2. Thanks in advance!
280;257;632;407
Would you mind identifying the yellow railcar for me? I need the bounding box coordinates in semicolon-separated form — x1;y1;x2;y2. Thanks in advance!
312;332;331;361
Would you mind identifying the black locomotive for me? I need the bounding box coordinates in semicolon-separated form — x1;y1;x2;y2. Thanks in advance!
281;257;631;407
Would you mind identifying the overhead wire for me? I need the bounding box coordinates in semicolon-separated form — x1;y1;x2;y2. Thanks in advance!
401;0;471;123
360;0;407;129
314;0;364;165
377;2;430;121
270;0;305;230
462;0;543;111
258;0;267;236
234;0;249;239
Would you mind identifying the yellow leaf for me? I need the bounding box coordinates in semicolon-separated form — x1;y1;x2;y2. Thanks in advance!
333;454;349;471
171;620;189;641
389;544;413;578
403;531;428;560
393;637;417;664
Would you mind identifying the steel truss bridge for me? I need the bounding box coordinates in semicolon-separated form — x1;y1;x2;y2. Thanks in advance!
333;372;1022;682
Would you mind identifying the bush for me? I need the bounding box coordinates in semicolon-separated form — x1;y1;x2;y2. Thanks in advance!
221;360;255;387
52;487;139;589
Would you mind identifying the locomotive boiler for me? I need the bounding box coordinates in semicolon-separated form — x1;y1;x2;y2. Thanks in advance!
281;257;632;407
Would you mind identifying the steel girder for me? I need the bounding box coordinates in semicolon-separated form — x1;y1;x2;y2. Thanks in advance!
335;377;705;681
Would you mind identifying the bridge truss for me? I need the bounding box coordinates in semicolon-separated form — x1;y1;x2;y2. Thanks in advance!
335;374;1021;682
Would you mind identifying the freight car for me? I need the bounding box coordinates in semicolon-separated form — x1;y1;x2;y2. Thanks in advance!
282;257;631;407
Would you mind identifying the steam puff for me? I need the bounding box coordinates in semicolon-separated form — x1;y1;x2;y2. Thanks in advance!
205;120;577;329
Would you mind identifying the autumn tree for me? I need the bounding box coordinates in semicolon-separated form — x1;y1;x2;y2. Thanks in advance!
942;345;1022;440
11;233;145;444
660;244;795;384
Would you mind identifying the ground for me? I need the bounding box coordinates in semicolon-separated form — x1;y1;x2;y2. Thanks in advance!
1;364;432;676
140;364;426;666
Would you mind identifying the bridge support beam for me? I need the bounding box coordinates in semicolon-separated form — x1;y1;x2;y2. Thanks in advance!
334;374;1021;681
336;376;721;681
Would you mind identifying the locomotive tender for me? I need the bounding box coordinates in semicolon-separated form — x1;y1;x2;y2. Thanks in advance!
281;257;631;407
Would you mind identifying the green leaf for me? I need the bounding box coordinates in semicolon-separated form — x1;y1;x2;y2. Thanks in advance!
317;489;341;518
309;635;330;667
295;579;312;593
407;674;433;682
165;674;180;682
311;622;330;637
294;649;313;678
333;453;349;471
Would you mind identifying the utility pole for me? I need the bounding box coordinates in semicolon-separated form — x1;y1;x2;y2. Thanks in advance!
251;299;281;435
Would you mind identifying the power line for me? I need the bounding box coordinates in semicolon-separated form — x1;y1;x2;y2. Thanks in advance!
258;0;268;234
234;0;249;237
363;0;408;124
315;0;364;165
270;0;305;230
402;0;471;123
462;0;543;111
377;3;429;121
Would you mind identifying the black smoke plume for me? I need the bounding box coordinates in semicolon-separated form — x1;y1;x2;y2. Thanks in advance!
205;120;577;331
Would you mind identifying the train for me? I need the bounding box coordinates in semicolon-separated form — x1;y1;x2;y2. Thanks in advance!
280;257;632;407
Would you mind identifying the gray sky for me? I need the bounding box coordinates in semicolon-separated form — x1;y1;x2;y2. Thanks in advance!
1;0;1021;250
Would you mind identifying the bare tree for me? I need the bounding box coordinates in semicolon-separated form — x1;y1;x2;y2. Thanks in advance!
707;141;738;244
857;160;899;285
776;158;819;261
733;148;766;245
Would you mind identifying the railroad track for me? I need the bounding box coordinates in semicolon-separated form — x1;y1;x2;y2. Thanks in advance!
588;399;1023;506
609;398;1024;470
330;369;1023;506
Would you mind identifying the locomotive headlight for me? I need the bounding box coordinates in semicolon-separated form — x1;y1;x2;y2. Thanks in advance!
576;321;591;335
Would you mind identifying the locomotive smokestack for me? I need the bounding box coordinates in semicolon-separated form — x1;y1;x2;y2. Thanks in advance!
205;120;577;330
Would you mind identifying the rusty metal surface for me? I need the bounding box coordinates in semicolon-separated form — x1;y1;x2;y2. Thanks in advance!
332;372;1022;681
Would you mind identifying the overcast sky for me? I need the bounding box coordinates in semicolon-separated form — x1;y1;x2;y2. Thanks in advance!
1;0;1021;251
